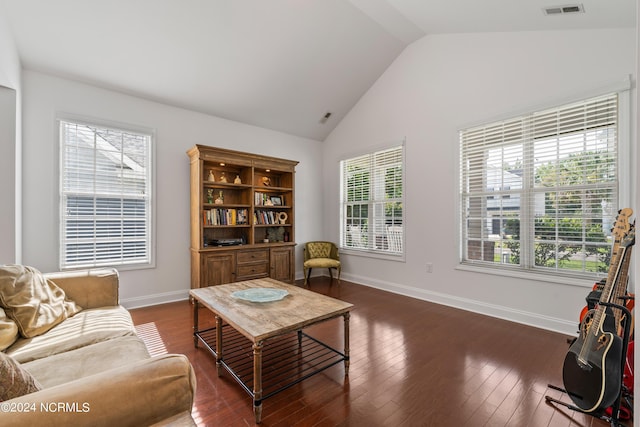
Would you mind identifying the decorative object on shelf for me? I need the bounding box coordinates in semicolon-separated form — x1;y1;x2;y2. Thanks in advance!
267;227;278;242
277;212;288;225
207;189;214;204
263;238;269;243
262;176;271;186
270;196;282;206
284;231;290;242
207;170;215;182
264;198;274;206
267;227;285;242
219;172;227;183
215;191;224;205
234;175;242;184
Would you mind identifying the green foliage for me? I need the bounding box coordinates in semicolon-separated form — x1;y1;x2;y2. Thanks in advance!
535;150;615;188
503;216;608;271
346;166;370;202
500;150;612;272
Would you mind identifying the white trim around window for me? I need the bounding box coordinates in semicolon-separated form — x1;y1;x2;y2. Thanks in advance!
57;114;156;270
457;81;631;284
339;142;406;261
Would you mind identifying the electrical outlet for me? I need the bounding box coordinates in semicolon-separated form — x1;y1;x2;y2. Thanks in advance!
426;263;433;273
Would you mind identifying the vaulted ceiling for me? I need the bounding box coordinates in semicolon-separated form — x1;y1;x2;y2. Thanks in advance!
1;0;635;140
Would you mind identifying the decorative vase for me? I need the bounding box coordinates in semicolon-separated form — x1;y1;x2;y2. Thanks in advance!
214;191;224;204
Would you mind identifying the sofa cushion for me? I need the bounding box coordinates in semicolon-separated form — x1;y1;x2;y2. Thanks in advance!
44;268;119;309
2;354;196;427
0;307;19;351
6;306;137;363
23;335;150;388
0;352;41;401
0;265;82;338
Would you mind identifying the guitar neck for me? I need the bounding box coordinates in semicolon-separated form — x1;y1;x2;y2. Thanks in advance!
611;245;633;330
593;243;632;333
604;240;623;294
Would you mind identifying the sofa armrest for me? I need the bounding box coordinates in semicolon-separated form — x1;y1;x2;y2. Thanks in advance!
44;268;119;308
1;354;196;427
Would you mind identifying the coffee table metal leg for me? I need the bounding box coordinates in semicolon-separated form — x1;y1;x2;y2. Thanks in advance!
215;315;223;376
253;341;263;424
344;312;350;375
193;300;199;348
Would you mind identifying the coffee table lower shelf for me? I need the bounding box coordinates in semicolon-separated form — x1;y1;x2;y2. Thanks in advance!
195;324;347;407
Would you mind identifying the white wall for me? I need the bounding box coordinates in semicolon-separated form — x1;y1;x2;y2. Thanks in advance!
21;70;324;307
0;86;16;262
324;28;636;335
0;5;21;265
0;6;19;88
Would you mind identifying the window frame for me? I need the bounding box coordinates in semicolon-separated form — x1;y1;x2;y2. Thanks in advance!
339;143;406;261
57;115;156;271
456;85;631;286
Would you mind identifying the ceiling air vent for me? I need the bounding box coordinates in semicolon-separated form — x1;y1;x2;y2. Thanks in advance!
319;111;332;124
543;4;585;15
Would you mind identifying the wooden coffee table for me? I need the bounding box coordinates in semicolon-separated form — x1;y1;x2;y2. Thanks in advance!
190;278;353;424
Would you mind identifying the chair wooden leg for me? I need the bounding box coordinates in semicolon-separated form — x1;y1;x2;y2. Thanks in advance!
304;268;311;285
328;268;333;280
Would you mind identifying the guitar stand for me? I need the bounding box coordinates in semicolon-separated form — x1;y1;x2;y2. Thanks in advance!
545;301;633;427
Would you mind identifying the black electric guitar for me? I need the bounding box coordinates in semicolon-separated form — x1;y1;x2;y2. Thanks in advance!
562;225;635;413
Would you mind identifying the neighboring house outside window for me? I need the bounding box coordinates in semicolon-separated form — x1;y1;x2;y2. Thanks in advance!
59;119;153;269
459;92;627;279
340;144;404;258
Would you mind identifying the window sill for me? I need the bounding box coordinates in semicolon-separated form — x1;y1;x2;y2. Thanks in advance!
455;263;600;289
339;247;405;262
61;261;155;272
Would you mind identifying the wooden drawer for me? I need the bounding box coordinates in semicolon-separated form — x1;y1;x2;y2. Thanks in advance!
237;249;269;264
237;263;269;280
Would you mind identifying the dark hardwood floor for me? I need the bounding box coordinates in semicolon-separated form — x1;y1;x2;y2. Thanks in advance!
130;277;632;427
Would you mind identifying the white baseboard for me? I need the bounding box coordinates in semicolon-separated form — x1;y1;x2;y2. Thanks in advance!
123;272;577;336
339;272;578;337
121;289;190;310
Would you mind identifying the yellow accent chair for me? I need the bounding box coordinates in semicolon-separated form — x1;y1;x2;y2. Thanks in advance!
303;241;341;285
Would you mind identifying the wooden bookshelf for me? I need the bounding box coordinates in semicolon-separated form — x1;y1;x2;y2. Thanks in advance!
187;145;298;288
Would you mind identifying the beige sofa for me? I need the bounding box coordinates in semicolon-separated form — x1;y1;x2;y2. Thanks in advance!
0;267;197;427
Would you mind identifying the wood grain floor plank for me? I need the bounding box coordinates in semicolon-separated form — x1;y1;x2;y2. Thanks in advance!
131;277;631;427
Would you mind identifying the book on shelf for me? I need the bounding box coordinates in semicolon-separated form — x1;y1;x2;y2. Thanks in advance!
203;208;249;226
254;209;284;225
255;191;267;206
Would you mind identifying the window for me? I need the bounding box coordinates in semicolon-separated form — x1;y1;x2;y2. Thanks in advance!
59;119;153;269
459;93;623;278
340;145;404;256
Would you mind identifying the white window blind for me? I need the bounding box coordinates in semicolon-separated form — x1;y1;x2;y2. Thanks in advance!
59;120;152;269
340;145;404;255
459;93;619;277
